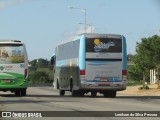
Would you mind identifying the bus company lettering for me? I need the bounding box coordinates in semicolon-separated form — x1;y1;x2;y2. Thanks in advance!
94;39;115;52
0;65;13;71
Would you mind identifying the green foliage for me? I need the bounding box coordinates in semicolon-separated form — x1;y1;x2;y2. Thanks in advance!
29;58;49;68
29;59;37;67
127;80;142;86
128;65;142;81
29;71;50;83
28;58;54;84
37;58;49;68
135;35;160;68
131;35;160;83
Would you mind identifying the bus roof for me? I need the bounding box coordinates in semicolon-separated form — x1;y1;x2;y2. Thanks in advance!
0;40;23;44
79;33;122;39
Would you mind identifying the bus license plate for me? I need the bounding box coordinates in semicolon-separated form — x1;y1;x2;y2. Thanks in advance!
98;84;110;86
100;77;107;81
98;82;110;86
3;80;11;83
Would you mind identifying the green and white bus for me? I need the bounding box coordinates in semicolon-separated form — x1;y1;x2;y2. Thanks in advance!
0;40;28;96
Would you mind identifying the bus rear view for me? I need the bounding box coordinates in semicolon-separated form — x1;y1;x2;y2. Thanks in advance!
0;40;28;96
81;34;127;97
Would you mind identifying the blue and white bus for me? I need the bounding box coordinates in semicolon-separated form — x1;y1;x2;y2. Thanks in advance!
51;33;127;97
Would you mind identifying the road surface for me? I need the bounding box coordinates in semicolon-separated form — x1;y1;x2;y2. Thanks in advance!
0;87;160;120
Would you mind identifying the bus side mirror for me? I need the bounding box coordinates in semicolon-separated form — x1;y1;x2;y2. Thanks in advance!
50;55;56;71
51;55;56;65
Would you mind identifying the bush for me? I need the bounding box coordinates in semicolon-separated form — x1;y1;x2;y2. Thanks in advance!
127;80;142;86
138;86;143;90
157;85;160;89
138;85;150;90
29;71;50;83
143;85;150;89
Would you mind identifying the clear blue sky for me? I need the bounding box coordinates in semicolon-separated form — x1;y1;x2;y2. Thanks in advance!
0;0;160;60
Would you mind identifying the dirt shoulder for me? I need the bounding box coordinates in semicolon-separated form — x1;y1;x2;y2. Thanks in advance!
117;84;160;96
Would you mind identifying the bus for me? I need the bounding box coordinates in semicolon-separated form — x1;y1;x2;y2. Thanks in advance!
0;40;28;96
51;33;127;97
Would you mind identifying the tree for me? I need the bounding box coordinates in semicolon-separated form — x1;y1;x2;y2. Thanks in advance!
134;35;160;86
28;58;53;84
36;58;49;68
127;54;141;81
29;59;37;67
29;58;49;68
128;63;143;81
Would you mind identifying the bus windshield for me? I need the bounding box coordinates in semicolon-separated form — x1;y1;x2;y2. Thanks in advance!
0;44;24;64
86;38;122;53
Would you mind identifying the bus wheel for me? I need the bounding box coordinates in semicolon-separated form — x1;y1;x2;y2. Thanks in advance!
70;78;73;92
21;89;26;96
91;91;97;97
103;91;116;98
71;90;77;97
59;90;65;96
57;80;59;89
15;90;21;96
78;91;85;97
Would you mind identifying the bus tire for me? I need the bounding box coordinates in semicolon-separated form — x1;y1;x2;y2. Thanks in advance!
21;89;26;96
78;91;85;97
59;90;65;96
57;80;59;89
91;91;97;97
70;78;73;92
71;90;77;97
15;90;21;96
103;91;116;98
70;78;77;97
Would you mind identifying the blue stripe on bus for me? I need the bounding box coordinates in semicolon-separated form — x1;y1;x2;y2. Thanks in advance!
79;35;86;70
122;35;127;70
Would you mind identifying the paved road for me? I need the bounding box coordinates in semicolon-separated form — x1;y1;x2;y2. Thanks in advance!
0;87;160;120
